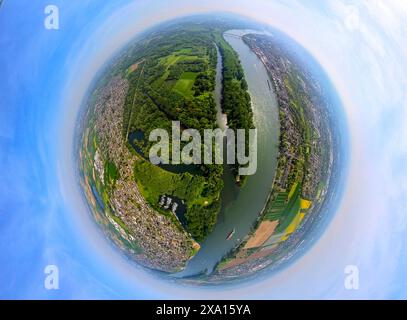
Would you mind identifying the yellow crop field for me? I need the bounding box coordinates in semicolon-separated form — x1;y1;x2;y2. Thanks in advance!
300;198;312;210
281;198;312;241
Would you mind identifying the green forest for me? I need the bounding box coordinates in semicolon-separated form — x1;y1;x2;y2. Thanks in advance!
216;35;254;185
117;24;254;241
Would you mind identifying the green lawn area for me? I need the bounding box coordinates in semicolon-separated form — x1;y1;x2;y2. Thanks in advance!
153;71;168;89
104;160;119;191
159;54;199;68
177;48;192;54
154;54;199;89
173;72;198;97
133;159;208;207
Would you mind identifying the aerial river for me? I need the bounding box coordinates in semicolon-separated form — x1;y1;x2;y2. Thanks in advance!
175;30;280;277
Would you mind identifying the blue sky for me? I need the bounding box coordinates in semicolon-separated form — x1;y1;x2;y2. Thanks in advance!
1;0;407;299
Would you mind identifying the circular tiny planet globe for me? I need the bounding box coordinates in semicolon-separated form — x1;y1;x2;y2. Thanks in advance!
77;13;347;284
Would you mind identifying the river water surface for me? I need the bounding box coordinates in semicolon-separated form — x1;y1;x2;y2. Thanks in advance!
175;30;280;277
